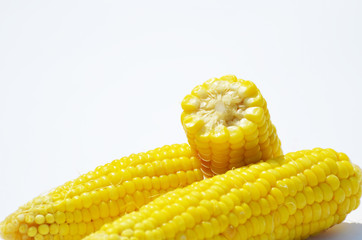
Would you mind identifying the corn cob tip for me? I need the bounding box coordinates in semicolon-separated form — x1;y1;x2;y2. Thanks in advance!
181;75;282;177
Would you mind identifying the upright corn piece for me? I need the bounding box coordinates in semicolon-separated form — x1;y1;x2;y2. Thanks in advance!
85;148;362;240
181;75;282;177
0;144;203;240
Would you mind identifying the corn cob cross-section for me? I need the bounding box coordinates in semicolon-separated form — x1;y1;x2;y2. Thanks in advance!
0;144;203;240
85;148;362;240
181;75;283;177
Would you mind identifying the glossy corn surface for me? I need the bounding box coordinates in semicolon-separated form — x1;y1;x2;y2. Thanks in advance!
181;75;282;177
85;148;362;240
0;144;203;240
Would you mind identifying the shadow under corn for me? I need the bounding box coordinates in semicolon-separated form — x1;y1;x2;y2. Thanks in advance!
309;223;362;240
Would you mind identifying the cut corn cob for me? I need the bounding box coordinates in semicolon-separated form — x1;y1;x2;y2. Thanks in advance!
0;144;203;240
181;75;283;177
85;148;362;240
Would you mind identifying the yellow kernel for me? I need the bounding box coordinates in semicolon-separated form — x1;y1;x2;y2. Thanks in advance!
334;188;346;204
123;181;136;194
174;215;187;233
220;195;234;212
124;195;137;213
350;176;360;195
100;202;110;218
151;177;161;190
313;186;324;203
296;173;308;187
286;215;296;230
65;212;74;223
303;205;313;223
211;127;229;144
290;176;304;192
244;107;265;123
278;206;289;224
320;183;333;201
73;210;82;223
193;224;205;239
321;202;330;219
49;224;59;235
259;198;271;215
285;196;297;215
350;196;358;211
270;187;284;204
259;171;277;186
294;210;304;226
276;180;289;197
59;223;69;235
249;201;261;216
254;181;268;197
295;192;307;209
340;179;353;197
297;157;312;169
284;178;297;196
45;214;55;224
81;209;92;222
266;195;278;211
90;190;101;205
81;193;92;208
90;205;100;220
116;185;126;198
304;169;318;187
65;198;76;212
25;214;35;224
35;215;45;224
69;223;78;235
311;203;322;221
34;234;44;240
244;183;260;201
238;188;251;203
240;118;258;136
38;224;49;235
109;200;120;217
311;165;326;182
78;223;86;235
228;126;244;144
180;212;195;229
159;175;170;190
108;186;119;201
28;226;37;237
326;174;340;191
324;158;338;175
17;214;25;222
337;161;350;179
241;203;252;219
55;212;66;224
19;224;28;234
201;221;213;238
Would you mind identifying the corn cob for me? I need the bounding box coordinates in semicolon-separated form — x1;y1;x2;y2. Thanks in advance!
181;75;282;177
85;148;362;240
0;144;204;240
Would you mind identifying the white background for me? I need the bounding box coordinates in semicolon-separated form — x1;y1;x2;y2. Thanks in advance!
0;0;361;238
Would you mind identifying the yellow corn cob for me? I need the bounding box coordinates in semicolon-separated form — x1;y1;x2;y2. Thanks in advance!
85;148;362;240
181;75;282;177
0;144;203;240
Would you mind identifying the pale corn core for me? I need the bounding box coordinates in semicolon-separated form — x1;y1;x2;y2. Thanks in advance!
196;80;246;131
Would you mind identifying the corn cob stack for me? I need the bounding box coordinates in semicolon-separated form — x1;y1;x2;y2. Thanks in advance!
0;144;203;240
181;75;283;177
84;148;362;240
